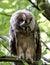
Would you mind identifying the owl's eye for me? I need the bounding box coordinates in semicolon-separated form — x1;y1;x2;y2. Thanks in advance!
17;19;23;24
27;18;32;24
25;20;30;25
25;20;27;23
30;17;32;21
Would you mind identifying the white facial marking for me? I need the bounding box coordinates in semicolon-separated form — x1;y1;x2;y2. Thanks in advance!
20;21;25;26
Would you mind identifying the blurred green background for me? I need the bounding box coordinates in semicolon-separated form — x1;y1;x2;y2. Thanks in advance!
0;0;50;65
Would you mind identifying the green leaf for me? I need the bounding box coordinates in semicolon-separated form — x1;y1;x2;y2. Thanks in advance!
38;60;43;65
22;60;29;65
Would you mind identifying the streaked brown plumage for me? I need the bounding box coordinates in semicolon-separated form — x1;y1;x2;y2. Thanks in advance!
9;10;41;65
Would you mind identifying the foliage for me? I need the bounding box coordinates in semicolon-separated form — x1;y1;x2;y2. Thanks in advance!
0;0;50;65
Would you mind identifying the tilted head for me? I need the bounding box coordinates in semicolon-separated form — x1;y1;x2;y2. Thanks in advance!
10;10;36;32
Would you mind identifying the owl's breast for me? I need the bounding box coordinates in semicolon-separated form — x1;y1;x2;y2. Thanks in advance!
17;33;37;52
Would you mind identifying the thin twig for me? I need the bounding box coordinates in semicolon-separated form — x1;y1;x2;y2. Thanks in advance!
1;43;10;52
41;40;50;51
0;12;11;17
42;56;50;63
28;0;40;10
0;35;9;43
0;35;10;52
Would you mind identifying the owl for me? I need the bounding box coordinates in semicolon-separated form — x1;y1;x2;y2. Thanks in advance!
9;10;41;65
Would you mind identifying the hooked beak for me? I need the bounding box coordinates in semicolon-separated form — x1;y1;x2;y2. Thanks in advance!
20;21;25;26
16;21;25;30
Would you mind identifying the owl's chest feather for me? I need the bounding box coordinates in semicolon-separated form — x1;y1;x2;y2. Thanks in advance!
17;33;36;51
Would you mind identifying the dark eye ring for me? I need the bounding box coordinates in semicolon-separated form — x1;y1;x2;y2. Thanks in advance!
30;18;32;21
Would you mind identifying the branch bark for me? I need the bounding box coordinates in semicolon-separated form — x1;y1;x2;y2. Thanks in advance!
28;0;50;20
0;56;50;64
0;56;22;62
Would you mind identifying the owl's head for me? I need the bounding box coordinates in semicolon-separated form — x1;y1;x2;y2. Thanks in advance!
10;10;36;31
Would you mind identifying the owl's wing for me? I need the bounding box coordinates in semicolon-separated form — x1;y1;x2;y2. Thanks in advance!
33;22;41;61
9;26;17;55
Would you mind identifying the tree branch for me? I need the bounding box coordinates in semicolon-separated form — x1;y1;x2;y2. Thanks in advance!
42;56;50;63
0;56;22;62
41;40;50;51
28;0;40;10
0;55;50;64
0;35;9;43
0;12;11;17
1;43;10;52
28;0;50;20
0;56;30;65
